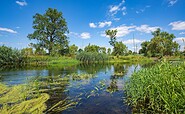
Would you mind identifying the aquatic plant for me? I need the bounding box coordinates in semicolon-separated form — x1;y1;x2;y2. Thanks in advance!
0;74;83;114
124;62;185;113
76;52;108;63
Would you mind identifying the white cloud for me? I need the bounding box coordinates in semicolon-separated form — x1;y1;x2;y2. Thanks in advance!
89;21;112;28
108;0;126;19
180;32;185;35
122;39;145;44
89;23;97;28
101;24;161;38
80;32;91;39
0;27;17;33
174;37;185;43
69;32;91;39
135;5;150;14
98;21;112;28
169;21;185;30
122;12;127;16
174;37;185;51
68;32;80;38
16;0;27;6
109;6;120;13
110;25;136;37
168;0;178;6
136;25;160;33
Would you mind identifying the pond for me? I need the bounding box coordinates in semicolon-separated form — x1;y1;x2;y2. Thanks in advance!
0;63;144;114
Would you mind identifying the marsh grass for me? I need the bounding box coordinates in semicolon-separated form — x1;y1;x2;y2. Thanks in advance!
124;61;185;113
109;55;153;63
76;52;108;63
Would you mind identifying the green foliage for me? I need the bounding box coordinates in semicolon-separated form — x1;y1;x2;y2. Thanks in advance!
109;55;153;63
25;56;79;66
84;44;100;53
76;52;108;63
139;29;180;57
105;29;117;47
105;29;128;56
124;62;185;113
112;42;128;56
69;44;78;57
0;45;25;65
28;8;69;55
21;48;34;56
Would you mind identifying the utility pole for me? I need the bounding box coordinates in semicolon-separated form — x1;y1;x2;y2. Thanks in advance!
133;33;135;54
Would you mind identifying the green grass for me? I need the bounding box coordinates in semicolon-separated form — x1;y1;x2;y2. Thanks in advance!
25;56;79;66
108;55;153;63
124;61;185;113
76;52;108;63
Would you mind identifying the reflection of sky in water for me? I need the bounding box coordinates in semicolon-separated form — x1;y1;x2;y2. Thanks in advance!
0;63;145;114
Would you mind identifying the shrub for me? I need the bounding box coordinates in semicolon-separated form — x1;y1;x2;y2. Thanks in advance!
124;62;185;113
0;45;25;65
76;52;108;63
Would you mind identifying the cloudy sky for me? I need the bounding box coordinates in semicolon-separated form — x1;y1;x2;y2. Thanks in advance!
0;0;185;51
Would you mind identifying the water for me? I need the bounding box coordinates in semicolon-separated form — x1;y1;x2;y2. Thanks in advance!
0;63;143;114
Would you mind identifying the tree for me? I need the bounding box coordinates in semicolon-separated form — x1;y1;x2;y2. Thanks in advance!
28;8;69;55
21;48;33;56
139;28;180;57
105;30;117;47
69;44;78;57
84;44;100;53
139;41;149;56
107;48;111;55
112;42;127;56
99;47;106;54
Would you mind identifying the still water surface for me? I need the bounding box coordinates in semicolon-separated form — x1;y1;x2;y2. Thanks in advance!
0;63;143;114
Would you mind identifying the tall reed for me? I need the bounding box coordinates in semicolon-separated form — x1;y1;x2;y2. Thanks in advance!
124;61;185;113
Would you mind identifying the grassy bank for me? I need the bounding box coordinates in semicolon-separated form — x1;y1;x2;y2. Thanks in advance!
23;56;79;66
108;55;153;63
124;61;185;113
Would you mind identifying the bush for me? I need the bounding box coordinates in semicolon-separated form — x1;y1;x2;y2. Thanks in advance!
124;62;185;113
0;45;25;65
76;52;108;63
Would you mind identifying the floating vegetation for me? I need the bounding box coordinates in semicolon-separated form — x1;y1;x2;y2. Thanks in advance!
111;72;124;76
0;73;89;113
67;73;96;81
124;62;185;113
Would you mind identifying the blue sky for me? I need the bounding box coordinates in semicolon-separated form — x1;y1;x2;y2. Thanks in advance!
0;0;185;52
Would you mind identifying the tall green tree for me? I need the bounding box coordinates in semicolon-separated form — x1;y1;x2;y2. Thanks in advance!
84;44;100;53
107;48;111;55
139;28;180;57
112;42;127;56
28;8;69;55
105;30;117;47
139;41;149;56
69;44;78;56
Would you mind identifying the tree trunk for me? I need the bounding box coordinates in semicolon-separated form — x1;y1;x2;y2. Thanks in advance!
49;36;53;55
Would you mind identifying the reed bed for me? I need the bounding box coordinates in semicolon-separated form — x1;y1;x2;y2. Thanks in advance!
124;61;185;113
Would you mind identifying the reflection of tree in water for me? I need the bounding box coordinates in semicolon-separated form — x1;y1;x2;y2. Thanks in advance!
107;63;130;93
77;63;109;74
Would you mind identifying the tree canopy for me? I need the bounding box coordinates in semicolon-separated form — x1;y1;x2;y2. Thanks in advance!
139;28;179;57
28;8;69;55
105;29;127;56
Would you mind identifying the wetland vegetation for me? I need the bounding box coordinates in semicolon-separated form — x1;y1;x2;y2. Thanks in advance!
0;7;185;114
